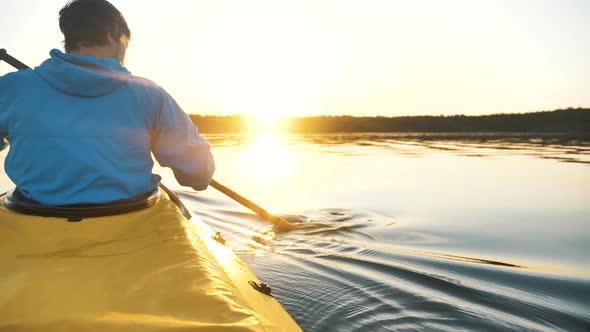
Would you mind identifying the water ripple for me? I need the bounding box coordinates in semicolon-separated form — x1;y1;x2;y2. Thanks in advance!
190;199;590;331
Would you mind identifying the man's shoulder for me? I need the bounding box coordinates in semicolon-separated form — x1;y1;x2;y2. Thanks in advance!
126;75;165;94
0;69;37;96
123;75;182;109
0;69;36;84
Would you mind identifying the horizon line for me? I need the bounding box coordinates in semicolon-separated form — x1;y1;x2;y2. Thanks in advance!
190;107;589;118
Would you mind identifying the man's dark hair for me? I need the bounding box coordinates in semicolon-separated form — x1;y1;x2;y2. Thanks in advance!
59;0;131;52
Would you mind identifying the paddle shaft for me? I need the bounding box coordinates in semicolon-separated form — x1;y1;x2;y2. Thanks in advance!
1;49;294;230
209;180;293;230
0;49;29;70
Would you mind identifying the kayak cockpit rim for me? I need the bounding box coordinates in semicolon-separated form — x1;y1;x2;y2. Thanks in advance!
1;183;191;221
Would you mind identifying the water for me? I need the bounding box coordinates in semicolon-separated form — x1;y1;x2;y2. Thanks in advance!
1;133;590;331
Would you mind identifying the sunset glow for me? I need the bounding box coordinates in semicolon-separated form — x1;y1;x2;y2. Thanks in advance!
1;2;589;329
1;0;589;120
238;133;292;180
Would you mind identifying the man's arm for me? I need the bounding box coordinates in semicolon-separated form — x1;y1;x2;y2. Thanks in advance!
151;89;215;190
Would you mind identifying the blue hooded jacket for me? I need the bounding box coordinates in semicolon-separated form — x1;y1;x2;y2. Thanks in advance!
0;49;215;205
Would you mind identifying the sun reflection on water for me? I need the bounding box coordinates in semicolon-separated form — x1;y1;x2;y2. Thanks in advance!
238;133;293;182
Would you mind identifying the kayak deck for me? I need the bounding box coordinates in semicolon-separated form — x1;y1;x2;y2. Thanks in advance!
0;190;301;331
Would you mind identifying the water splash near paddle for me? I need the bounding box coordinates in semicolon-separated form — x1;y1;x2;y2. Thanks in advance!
181;193;590;331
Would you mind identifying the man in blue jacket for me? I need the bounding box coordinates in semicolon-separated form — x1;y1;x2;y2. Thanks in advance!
0;0;215;206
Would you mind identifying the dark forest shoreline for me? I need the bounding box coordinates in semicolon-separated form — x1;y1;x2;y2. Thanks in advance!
190;108;590;133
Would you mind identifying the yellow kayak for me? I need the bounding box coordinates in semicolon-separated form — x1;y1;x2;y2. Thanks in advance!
0;188;301;331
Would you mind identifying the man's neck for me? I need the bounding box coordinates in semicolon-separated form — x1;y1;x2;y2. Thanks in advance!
70;45;122;63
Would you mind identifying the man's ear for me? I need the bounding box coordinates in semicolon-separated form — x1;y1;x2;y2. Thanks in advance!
119;35;129;48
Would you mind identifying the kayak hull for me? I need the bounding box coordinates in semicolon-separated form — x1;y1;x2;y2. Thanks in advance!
0;190;301;331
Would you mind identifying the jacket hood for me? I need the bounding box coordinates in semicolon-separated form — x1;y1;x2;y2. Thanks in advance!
34;49;131;97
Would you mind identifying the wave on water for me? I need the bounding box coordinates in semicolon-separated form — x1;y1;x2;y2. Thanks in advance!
180;192;590;331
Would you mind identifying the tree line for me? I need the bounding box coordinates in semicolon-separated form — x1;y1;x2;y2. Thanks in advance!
189;108;590;133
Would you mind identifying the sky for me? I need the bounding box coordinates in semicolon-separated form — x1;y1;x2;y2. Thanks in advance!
1;0;589;118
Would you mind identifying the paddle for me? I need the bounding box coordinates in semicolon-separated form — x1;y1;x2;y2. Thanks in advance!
209;180;294;231
0;49;295;231
0;49;28;70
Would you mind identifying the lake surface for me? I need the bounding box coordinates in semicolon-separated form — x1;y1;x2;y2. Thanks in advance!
2;133;590;331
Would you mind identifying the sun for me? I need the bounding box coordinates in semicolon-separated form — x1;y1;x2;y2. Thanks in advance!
244;113;289;133
181;5;349;129
250;112;279;132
